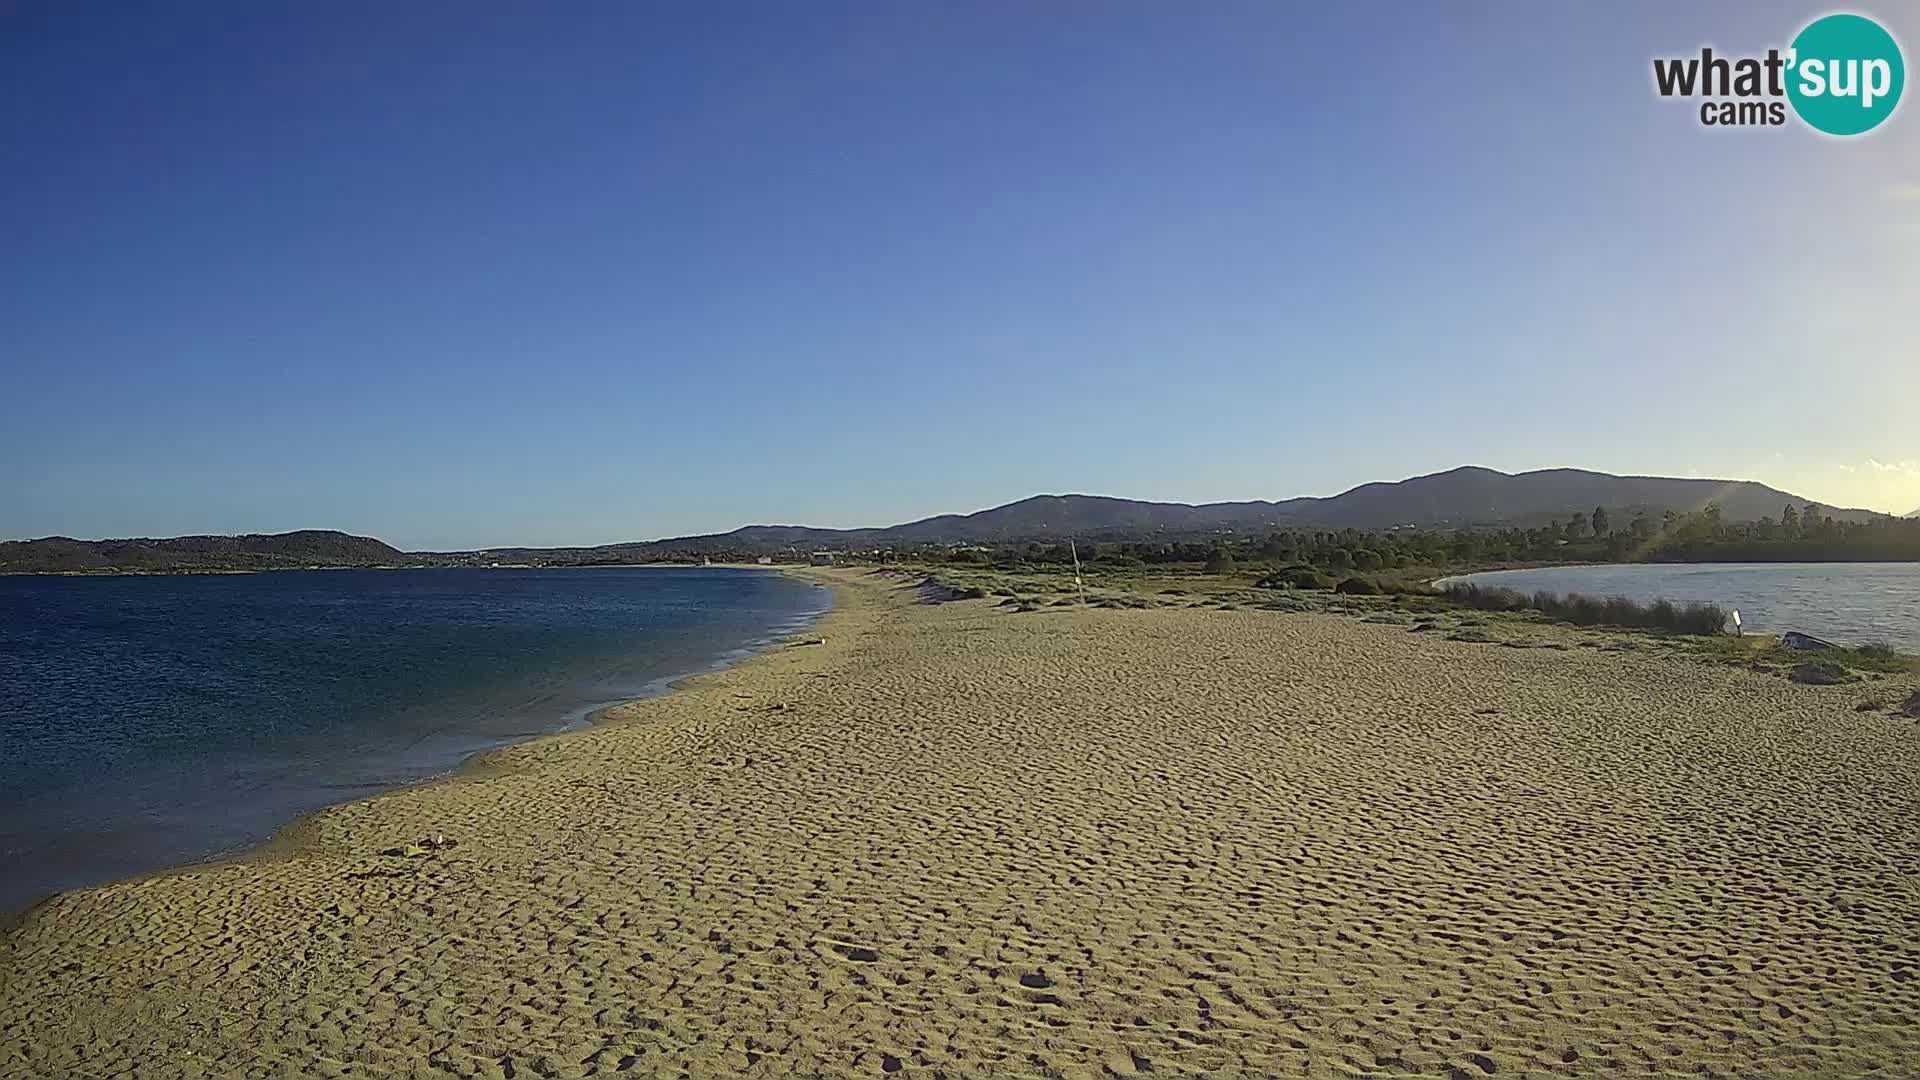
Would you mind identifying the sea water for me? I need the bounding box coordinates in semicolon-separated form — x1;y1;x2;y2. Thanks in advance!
0;566;828;911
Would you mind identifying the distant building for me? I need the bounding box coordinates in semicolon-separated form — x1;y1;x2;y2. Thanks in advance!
809;551;836;566
756;556;773;565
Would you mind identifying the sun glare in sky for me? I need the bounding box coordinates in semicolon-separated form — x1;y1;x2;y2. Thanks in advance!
1747;459;1920;516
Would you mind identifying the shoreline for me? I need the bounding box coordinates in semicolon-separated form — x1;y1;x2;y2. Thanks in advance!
5;567;1917;1077
0;561;802;577
0;566;838;925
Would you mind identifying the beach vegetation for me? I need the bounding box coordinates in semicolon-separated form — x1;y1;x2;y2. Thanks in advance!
908;560;1916;677
1441;582;1727;635
1258;566;1334;591
1789;661;1855;685
1678;634;1917;676
1823;643;1913;674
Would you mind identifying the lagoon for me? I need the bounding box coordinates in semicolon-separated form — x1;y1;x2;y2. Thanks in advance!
1443;562;1920;651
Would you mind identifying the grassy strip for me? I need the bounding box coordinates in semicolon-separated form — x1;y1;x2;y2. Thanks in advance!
901;563;1917;676
1681;634;1917;676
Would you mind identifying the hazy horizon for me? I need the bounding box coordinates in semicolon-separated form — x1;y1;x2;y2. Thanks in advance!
5;462;1911;551
5;3;1916;549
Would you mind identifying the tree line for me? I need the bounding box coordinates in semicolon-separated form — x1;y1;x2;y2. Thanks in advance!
932;503;1920;576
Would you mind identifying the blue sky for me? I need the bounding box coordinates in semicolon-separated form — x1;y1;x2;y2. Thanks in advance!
3;2;1915;548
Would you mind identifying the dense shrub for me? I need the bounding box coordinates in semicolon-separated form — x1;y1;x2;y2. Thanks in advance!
1788;661;1853;685
1442;582;1726;635
1599;595;1641;625
1258;566;1335;590
1334;575;1382;595
1203;548;1235;573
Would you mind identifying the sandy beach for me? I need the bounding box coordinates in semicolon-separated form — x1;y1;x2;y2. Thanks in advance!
3;567;1918;1079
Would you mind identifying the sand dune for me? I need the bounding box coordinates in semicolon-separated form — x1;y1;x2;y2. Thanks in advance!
4;568;1918;1079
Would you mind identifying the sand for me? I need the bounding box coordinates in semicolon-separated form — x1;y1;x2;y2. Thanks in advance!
3;567;1918;1079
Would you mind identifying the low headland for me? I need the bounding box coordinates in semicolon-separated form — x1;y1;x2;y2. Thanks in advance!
4;564;1917;1078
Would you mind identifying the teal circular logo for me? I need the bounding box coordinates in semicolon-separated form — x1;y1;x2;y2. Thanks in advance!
1787;13;1904;135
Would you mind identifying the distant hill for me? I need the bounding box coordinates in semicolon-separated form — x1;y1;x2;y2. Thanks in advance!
5;467;1886;571
1243;466;1879;532
0;530;405;573
649;466;1881;550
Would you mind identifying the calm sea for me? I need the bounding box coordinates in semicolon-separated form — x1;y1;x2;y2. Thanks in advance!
0;567;828;912
1444;562;1920;651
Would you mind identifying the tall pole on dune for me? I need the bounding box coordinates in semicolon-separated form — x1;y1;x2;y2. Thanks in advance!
1070;539;1085;601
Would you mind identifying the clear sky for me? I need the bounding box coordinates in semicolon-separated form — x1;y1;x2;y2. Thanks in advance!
3;2;1915;549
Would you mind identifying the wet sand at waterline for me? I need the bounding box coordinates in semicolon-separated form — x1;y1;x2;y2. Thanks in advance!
4;569;1918;1079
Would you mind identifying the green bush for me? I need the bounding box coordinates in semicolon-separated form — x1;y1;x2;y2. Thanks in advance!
1258;566;1334;590
1789;661;1853;685
1334;575;1382;595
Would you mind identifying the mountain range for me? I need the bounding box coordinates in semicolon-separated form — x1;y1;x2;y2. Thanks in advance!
559;466;1881;554
0;467;1890;572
